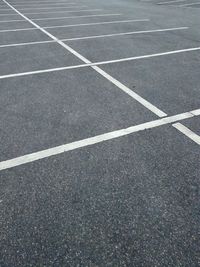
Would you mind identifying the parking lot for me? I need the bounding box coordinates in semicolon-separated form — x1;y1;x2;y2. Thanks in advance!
0;0;200;265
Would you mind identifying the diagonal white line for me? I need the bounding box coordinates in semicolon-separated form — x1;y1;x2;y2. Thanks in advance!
173;123;200;145
0;109;199;171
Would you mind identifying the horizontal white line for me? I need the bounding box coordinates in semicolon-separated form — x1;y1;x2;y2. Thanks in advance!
0;27;187;48
0;109;199;171
44;19;149;30
0;19;149;33
179;2;200;6
0;13;120;23
11;1;83;3
12;3;82;6
157;0;186;4
24;8;102;15
63;26;188;41
0;9;102;16
0;18;26;22
0;27;36;33
173;123;200;145
33;13;122;21
16;5;87;10
0;46;199;79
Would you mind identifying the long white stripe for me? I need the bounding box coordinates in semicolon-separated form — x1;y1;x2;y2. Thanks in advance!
23;9;102;15
180;2;200;6
16;5;87;10
157;0;186;4
0;27;187;48
13;3;81;7
0;47;199;80
0;13;121;23
0;9;102;16
0;5;83;11
0;19;149;33
33;13;122;21
173;123;200;145
0;110;199;171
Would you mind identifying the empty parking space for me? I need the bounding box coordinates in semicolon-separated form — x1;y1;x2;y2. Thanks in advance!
101;50;200;115
0;67;156;161
0;0;200;265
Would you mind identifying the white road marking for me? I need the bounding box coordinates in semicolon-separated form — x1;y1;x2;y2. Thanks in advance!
0;9;102;16
0;19;149;33
13;3;82;7
33;13;122;21
43;19;149;29
0;109;199;171
62;27;188;41
0;18;26;22
173;123;200;145
0;13;121;23
17;6;87;10
179;2;200;6
23;9;102;15
157;0;186;4
0;46;199;80
0;27;187;48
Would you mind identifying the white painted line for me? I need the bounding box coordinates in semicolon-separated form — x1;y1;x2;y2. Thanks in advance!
157;0;186;4
0;110;199;171
0;13;121;23
173;123;200;145
33;13;122;21
1;46;200;85
0;27;187;48
0;18;26;23
63;27;188;41
13;3;82;7
43;19;149;30
191;109;200;116
17;6;87;10
23;9;103;15
0;9;102;16
12;1;83;3
179;2;200;6
0;40;53;48
0;19;149;33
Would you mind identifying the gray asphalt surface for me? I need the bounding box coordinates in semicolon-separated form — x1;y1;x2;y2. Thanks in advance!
0;0;200;266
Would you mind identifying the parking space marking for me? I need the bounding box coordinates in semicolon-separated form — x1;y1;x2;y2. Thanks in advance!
17;6;88;11
1;46;199;80
61;27;188;41
0;19;149;33
157;0;186;4
0;27;187;48
33;13;122;21
0;18;26;22
13;3;81;6
173;123;200;145
0;9;102;16
24;9;102;15
0;109;199;171
179;2;200;6
0;13;121;23
0;13;114;23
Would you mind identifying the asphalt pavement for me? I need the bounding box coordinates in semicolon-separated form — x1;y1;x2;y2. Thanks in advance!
0;0;200;266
